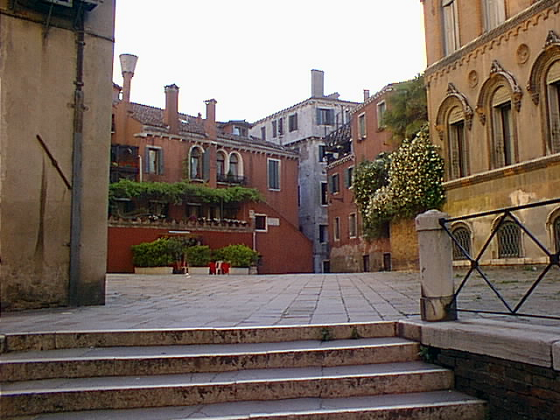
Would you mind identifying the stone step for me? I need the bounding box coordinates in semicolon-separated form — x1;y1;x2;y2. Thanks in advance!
2;363;454;416
1;337;420;381
1;391;487;420
1;322;398;353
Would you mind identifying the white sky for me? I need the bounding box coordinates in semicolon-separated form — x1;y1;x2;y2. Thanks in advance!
112;0;427;123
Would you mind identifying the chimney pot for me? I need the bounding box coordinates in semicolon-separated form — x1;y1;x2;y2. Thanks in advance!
364;89;370;101
119;54;138;105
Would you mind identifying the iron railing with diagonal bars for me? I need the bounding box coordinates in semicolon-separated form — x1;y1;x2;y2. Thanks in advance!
439;197;560;321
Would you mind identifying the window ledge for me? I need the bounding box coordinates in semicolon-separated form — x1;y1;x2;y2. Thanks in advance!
444;153;560;190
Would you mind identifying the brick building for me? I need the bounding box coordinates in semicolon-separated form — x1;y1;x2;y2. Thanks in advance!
109;55;312;274
421;0;560;264
325;87;399;272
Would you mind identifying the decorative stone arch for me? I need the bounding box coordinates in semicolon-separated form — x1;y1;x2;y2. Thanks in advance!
476;60;523;125
527;30;560;155
436;84;474;179
476;61;522;168
545;206;560;253
436;83;474;133
527;30;560;105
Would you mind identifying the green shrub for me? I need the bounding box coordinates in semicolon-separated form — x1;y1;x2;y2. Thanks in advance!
131;238;175;267
185;245;212;267
217;244;258;267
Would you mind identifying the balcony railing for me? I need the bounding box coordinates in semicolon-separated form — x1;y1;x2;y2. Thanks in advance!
217;174;247;185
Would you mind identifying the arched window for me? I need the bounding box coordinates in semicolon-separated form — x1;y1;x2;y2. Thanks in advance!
452;226;471;260
217;151;226;179
546;60;560;154
190;147;204;180
229;154;239;177
447;106;469;178
497;221;521;258
491;86;516;168
554;216;560;253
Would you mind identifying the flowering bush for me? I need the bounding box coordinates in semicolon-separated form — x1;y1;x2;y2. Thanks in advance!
358;126;445;238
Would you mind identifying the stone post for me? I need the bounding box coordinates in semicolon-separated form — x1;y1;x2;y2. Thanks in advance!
415;210;457;322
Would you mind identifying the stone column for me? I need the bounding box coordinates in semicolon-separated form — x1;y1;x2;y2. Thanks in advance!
415;210;457;322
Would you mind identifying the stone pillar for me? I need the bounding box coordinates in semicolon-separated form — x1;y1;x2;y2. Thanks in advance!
415;210;457;322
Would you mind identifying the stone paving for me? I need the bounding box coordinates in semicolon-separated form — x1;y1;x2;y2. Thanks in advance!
1;268;559;334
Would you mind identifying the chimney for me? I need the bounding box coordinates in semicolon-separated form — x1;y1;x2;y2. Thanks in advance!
364;89;370;101
164;84;180;134
119;54;138;105
204;99;217;140
311;69;324;98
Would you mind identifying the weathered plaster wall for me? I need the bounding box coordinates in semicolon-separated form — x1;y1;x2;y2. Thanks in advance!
0;1;115;310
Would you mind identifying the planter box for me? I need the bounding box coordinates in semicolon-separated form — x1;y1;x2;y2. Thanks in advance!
188;266;210;275
134;267;173;275
229;267;250;275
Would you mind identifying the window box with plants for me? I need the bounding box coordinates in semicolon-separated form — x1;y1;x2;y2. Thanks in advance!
185;245;212;274
213;244;259;275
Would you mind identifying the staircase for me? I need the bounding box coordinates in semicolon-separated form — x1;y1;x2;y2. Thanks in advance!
0;322;486;419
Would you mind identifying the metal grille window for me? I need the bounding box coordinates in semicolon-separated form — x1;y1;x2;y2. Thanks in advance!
554;216;560;253
452;227;471;260
497;221;521;258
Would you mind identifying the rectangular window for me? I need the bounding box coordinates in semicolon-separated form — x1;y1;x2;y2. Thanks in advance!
334;217;340;241
493;102;514;167
483;0;505;32
261;126;266;141
348;213;357;238
289;113;298;132
449;120;468;178
321;182;328;206
317;108;335;125
319;224;328;243
377;101;387;129
318;145;326;162
358;113;366;139
272;120;277;138
278;117;284;135
442;0;460;55
267;158;280;190
344;166;354;188
329;173;340;194
548;79;560;153
255;214;267;231
146;147;163;174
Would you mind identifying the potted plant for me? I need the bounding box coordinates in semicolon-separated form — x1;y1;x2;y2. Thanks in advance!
215;244;259;275
185;245;212;274
131;238;175;274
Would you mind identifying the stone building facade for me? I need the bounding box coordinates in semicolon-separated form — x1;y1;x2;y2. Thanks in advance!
0;0;115;310
421;0;560;264
250;70;358;272
109;56;313;275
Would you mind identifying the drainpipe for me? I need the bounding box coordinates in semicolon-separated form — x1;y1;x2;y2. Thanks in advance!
69;7;86;306
138;154;142;182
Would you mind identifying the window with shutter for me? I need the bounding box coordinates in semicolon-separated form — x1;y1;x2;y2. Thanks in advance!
267;159;280;190
491;86;515;168
483;0;505;31
289;113;298;131
442;0;460;55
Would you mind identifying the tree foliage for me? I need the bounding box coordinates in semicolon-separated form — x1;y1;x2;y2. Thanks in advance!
358;126;445;238
381;75;428;143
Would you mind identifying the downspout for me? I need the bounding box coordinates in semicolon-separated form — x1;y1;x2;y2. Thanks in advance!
69;5;86;306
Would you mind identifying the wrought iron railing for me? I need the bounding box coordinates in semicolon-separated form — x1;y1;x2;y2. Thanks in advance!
217;174;247;185
439;198;560;320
